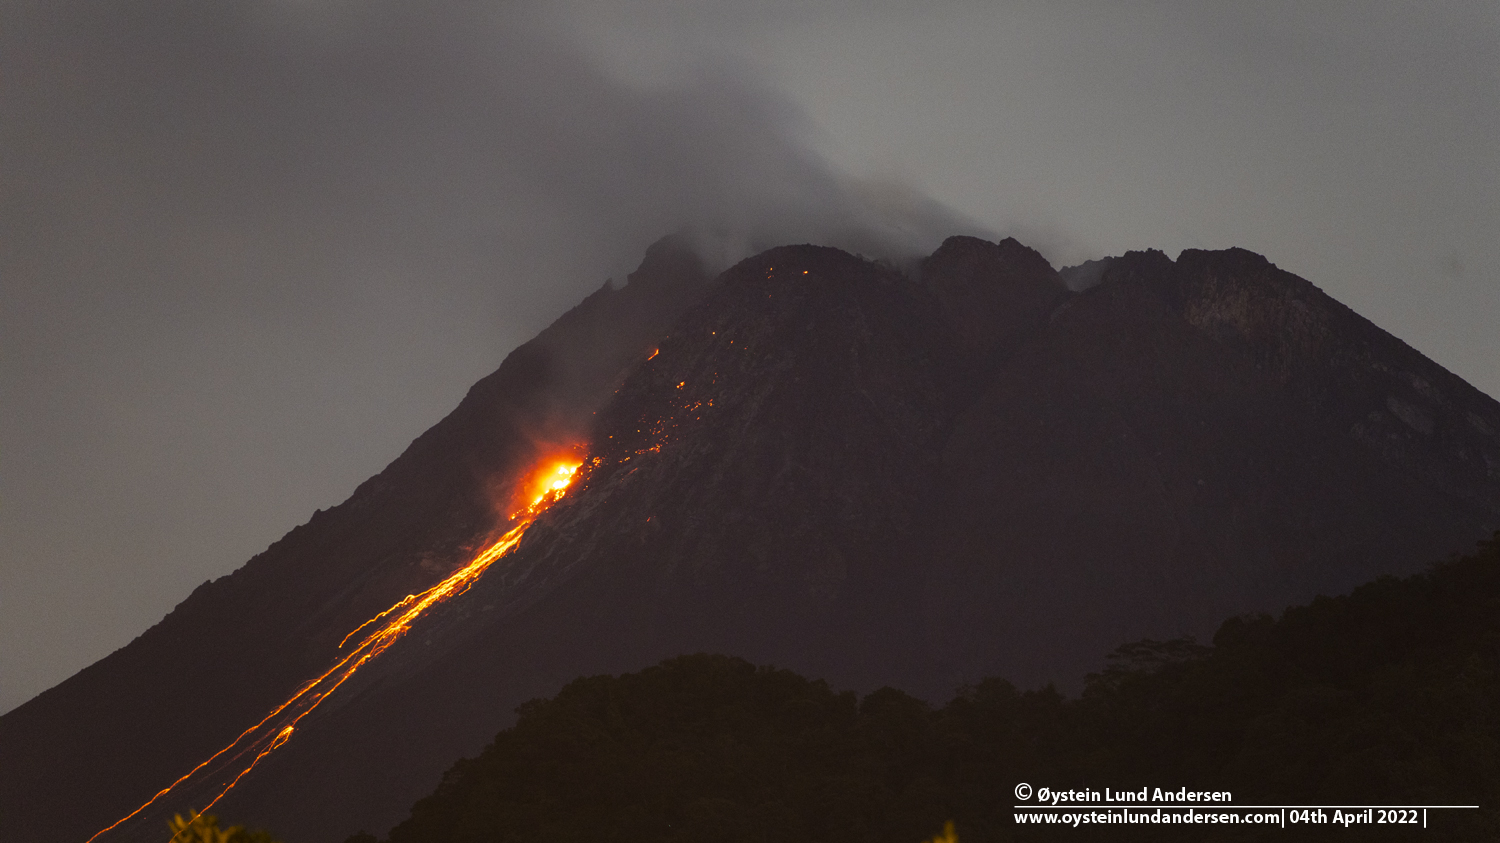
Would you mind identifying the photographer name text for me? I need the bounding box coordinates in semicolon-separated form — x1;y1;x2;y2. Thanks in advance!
1032;788;1231;806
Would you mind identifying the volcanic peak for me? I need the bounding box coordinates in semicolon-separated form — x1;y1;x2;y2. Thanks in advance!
7;234;1500;843
919;235;1071;361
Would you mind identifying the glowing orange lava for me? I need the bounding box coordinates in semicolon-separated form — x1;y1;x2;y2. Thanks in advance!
516;459;581;517
88;455;585;843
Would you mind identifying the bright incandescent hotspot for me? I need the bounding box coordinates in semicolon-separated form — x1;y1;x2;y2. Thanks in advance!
4;236;1500;843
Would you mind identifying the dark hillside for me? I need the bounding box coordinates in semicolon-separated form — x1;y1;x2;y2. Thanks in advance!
360;535;1500;843
925;247;1499;689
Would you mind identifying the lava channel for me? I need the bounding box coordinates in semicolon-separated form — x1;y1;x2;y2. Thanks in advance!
87;455;585;843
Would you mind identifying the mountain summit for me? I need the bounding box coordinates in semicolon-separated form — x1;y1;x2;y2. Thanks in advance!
5;236;1498;842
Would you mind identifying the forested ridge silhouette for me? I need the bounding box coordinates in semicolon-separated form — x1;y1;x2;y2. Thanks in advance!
342;535;1500;842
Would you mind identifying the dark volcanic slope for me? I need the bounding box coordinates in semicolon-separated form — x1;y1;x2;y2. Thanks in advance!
0;239;711;843
5;236;1498;843
930;246;1500;687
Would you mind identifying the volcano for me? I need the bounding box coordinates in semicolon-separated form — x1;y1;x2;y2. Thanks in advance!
5;236;1499;843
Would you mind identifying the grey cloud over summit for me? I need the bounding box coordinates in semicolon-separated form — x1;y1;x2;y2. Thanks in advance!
6;0;977;291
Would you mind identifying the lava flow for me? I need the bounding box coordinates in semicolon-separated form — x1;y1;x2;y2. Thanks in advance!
88;454;585;843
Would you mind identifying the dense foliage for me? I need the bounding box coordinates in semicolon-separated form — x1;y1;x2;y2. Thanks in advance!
350;536;1500;842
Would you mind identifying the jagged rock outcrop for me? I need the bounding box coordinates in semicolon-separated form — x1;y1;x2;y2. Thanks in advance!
920;235;1070;360
5;236;1498;843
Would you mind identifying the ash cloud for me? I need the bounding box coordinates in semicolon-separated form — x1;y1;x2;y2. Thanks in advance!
5;0;981;294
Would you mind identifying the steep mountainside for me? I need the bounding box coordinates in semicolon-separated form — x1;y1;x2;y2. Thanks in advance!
0;238;711;843
4;236;1497;843
361;536;1500;843
927;244;1500;686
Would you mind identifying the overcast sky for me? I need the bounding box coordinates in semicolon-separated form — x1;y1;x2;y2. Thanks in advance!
3;1;1496;714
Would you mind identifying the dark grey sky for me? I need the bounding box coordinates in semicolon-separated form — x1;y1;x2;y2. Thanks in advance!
3;1;1496;714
